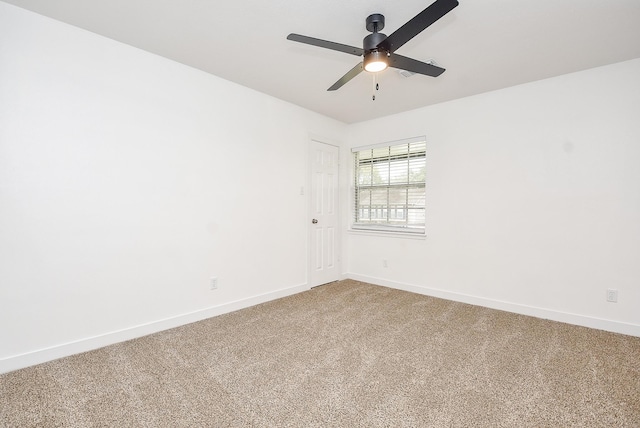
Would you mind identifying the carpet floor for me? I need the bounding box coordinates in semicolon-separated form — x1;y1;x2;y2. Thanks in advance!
1;279;639;427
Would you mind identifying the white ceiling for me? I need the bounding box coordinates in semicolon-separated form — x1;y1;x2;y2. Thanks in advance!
4;0;640;124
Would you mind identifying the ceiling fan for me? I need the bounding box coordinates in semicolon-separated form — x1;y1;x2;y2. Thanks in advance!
287;0;459;92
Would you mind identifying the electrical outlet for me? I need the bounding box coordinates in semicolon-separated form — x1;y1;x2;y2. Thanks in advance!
606;288;618;303
383;260;388;268
210;277;218;290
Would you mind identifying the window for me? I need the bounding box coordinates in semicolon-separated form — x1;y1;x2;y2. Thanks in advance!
352;137;426;234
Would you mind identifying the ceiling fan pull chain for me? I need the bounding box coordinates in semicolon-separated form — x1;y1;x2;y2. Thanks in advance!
372;73;378;101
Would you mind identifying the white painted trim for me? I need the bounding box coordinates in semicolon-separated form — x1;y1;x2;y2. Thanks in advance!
347;273;640;338
347;229;427;240
351;135;426;152
0;283;310;374
5;274;636;375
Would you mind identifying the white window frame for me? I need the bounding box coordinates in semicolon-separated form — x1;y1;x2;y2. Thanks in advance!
351;136;426;235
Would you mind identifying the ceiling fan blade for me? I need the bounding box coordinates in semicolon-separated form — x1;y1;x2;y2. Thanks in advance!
287;34;364;56
327;63;364;91
389;54;445;77
378;0;459;53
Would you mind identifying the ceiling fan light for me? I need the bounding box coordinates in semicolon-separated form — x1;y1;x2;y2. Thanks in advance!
364;50;388;73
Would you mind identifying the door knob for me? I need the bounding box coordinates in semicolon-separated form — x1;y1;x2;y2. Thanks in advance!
312;219;318;224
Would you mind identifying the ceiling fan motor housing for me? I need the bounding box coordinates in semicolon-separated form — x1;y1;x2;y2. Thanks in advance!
364;13;387;53
363;14;389;72
363;31;387;52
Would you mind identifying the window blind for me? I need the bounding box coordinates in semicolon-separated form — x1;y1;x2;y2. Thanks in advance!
353;138;426;233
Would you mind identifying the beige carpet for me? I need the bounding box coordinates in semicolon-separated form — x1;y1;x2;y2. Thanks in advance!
1;280;639;427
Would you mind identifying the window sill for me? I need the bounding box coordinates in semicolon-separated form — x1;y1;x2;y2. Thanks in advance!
347;228;427;240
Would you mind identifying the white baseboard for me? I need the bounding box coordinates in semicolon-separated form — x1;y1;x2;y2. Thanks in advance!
5;276;637;375
348;273;640;337
0;283;310;374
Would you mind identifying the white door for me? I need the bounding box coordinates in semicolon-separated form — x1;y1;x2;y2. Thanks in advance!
309;140;340;287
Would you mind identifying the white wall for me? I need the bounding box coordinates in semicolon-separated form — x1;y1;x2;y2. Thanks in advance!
345;58;640;336
0;2;346;373
2;1;638;375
